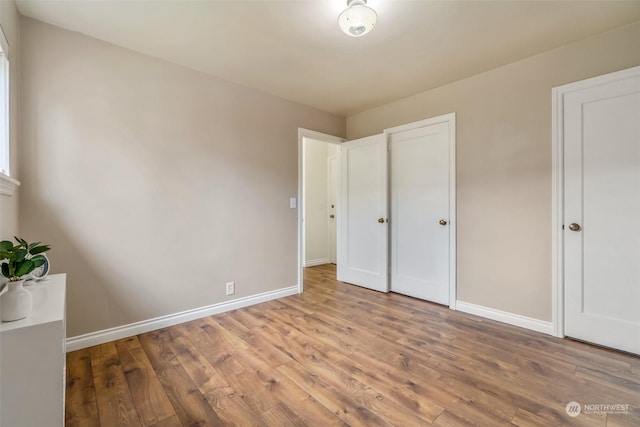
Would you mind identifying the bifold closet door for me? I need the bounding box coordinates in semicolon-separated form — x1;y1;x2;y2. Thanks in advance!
390;122;451;305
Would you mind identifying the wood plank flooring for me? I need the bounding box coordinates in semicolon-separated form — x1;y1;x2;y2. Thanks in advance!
66;264;640;426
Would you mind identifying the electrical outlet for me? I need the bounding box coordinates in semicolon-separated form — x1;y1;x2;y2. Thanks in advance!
225;281;235;296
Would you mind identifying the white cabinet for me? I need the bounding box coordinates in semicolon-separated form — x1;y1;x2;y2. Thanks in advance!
1;274;66;427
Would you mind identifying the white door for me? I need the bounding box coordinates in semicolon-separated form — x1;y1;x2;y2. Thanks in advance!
389;120;453;304
563;67;640;355
337;134;388;292
328;156;338;264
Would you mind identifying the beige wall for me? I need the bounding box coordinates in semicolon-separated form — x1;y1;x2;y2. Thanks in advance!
347;21;640;322
19;18;344;337
0;0;20;240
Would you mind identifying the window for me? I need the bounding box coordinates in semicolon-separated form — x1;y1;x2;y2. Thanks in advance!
0;27;9;176
0;24;18;196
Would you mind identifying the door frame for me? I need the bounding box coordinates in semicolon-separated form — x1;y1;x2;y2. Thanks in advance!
298;128;345;292
551;65;640;338
384;112;457;309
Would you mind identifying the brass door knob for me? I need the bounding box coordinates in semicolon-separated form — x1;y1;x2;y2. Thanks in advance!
378;218;385;223
568;223;581;231
439;219;447;226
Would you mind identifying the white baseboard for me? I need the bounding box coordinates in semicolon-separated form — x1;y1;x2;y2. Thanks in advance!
455;300;553;336
303;258;330;267
65;285;299;352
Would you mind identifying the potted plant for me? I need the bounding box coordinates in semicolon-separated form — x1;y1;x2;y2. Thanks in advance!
0;237;51;321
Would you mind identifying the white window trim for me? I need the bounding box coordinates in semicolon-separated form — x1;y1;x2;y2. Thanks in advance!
0;172;19;196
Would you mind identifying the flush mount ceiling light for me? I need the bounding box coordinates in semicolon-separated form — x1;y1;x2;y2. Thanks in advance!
338;0;377;37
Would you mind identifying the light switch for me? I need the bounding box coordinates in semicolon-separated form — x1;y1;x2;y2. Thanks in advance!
290;197;297;209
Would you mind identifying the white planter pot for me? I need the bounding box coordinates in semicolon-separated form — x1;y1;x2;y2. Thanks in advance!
1;280;33;322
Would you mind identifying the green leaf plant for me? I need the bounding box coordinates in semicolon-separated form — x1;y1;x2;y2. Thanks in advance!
0;237;51;282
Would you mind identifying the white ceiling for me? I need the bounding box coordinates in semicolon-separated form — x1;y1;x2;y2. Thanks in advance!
15;0;640;116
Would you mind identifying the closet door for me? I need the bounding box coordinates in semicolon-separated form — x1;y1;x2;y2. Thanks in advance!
337;134;388;292
562;67;640;354
389;116;455;305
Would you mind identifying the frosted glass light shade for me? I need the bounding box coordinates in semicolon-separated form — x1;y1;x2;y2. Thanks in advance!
338;0;377;37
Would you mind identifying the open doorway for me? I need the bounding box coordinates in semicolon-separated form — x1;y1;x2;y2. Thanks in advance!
298;129;343;291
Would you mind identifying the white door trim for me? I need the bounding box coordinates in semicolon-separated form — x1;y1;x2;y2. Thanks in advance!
551;65;640;338
298;128;345;293
384;113;457;309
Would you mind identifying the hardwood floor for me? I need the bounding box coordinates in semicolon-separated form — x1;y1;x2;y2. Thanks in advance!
66;264;640;426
